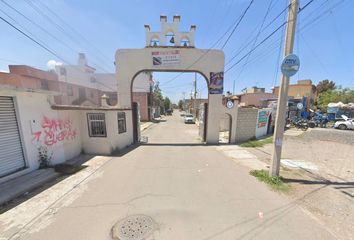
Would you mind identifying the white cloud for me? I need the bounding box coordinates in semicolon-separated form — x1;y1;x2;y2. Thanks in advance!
0;69;9;73
47;60;62;70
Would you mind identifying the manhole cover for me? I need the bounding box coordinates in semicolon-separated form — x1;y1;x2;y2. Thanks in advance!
112;214;155;240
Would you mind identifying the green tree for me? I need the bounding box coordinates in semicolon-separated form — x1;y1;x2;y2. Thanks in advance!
178;100;184;110
316;80;336;94
317;88;354;111
164;97;171;110
152;81;163;107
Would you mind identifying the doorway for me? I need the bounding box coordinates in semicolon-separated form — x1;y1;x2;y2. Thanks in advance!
219;113;232;144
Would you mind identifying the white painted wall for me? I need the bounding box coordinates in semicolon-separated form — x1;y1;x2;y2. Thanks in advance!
80;110;134;155
0;89;82;172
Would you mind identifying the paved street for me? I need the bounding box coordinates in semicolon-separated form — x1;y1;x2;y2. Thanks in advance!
0;112;335;240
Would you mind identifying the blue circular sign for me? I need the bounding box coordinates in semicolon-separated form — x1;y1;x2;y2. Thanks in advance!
281;54;300;77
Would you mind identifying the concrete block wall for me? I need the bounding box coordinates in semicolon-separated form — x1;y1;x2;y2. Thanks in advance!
235;108;258;143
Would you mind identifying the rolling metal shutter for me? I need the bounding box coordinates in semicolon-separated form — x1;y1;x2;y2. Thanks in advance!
0;96;26;178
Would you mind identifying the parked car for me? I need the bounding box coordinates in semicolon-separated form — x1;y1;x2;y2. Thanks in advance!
184;114;195;124
334;115;354;130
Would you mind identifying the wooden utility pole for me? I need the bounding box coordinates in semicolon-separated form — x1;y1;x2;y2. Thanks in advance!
194;73;197;111
270;0;299;177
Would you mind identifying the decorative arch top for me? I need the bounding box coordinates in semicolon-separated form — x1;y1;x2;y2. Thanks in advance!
145;15;196;47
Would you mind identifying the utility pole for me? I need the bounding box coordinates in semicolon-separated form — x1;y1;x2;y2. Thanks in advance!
270;0;299;177
194;72;197;112
182;92;186;111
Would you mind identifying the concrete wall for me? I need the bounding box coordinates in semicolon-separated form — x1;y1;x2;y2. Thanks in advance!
0;89;135;181
0;90;82;173
80;110;134;155
239;92;277;107
235;108;258;143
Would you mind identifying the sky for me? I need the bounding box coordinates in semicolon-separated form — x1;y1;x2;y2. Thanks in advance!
0;0;353;103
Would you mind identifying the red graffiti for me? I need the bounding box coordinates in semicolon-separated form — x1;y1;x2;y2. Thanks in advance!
32;116;78;146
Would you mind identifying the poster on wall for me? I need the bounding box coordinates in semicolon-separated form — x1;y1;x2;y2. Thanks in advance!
152;50;180;66
209;72;224;94
257;110;268;128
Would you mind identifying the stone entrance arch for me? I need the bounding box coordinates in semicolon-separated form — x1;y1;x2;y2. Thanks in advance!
113;15;239;144
115;47;224;144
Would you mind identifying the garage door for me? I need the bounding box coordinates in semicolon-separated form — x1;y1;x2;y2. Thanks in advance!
0;96;26;178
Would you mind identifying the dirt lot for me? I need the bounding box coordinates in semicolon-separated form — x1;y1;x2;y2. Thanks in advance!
247;128;354;240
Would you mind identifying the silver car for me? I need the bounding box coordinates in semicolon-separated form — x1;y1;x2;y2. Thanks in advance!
184;114;195;124
334;115;354;130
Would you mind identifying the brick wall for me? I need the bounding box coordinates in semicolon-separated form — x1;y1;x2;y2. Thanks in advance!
132;92;149;121
235;108;258;143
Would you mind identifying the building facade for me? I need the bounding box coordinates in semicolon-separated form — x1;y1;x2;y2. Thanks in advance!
272;79;317;107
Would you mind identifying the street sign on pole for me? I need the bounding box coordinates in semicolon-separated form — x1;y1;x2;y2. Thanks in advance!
281;54;300;77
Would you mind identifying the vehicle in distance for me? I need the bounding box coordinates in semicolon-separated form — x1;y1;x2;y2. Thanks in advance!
184;114;195;124
166;109;172;115
334;115;354;130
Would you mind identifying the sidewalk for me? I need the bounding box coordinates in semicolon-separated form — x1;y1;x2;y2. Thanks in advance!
0;169;61;207
140;121;153;132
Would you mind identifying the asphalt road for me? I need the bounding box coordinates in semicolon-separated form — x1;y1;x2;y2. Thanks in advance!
0;112;336;240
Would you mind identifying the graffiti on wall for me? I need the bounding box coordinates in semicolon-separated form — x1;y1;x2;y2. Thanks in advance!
32;116;78;146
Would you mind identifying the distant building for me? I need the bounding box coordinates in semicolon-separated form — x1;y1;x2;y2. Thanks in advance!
272;79;317;107
237;86;277;108
55;53;153;121
0;65;102;106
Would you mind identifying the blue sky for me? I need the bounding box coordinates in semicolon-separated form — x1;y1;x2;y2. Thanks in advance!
0;0;353;103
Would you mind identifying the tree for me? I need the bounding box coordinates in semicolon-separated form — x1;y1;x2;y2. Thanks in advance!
178;100;184;110
152;81;163;107
317;88;354;111
164;97;171;110
316;80;336;94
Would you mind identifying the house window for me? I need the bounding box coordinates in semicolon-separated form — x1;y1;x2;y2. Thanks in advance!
87;113;106;137
118;112;126;134
67;85;73;96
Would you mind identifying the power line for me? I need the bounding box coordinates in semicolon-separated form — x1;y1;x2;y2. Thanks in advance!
160;0;256;87
225;0;317;75
231;0;275;93
0;14;116;92
36;0;113;66
23;0;113;74
225;1;291;67
226;0;346;91
0;15;68;64
221;0;255;49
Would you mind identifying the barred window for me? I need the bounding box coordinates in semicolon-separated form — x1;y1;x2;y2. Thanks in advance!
87;113;106;137
118;112;126;134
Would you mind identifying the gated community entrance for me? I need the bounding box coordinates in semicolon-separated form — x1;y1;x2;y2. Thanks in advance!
115;15;238;144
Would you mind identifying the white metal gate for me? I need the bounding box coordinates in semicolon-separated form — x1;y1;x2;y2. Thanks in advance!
0;96;26;178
